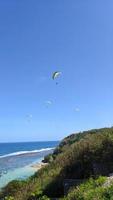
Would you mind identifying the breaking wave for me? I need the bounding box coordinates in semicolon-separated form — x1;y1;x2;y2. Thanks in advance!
0;148;54;159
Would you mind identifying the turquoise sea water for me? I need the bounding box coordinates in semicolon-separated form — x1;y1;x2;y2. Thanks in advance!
0;141;59;188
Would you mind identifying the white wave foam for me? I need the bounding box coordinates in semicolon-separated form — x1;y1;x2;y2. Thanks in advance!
0;148;54;159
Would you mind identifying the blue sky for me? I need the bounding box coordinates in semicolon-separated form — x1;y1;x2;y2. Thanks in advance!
0;0;113;142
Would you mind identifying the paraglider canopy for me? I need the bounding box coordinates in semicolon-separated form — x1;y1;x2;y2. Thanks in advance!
52;71;62;80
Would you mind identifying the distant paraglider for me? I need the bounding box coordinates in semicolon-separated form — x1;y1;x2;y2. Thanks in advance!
52;71;62;84
45;100;52;108
26;114;33;123
45;100;52;105
74;108;80;112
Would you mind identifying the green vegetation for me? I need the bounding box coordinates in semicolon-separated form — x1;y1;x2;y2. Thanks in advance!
64;176;113;200
4;197;14;200
1;127;113;200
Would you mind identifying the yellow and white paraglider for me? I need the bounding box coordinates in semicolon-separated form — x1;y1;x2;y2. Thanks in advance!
52;71;62;84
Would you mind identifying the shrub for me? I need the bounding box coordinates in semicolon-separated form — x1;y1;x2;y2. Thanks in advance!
65;176;107;200
5;196;14;200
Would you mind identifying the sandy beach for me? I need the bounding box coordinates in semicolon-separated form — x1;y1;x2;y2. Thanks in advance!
31;162;48;170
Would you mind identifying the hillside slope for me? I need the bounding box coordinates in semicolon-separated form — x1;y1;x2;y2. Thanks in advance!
1;127;113;200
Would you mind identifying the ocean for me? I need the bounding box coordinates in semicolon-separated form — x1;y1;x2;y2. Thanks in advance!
0;141;59;188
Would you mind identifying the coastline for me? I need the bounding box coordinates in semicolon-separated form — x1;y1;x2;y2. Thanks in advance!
0;141;58;189
0;158;46;189
30;161;48;170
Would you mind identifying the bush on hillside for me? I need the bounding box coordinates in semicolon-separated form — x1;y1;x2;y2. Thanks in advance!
64;176;113;200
